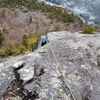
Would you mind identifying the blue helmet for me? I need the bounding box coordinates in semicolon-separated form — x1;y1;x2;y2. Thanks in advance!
42;38;46;42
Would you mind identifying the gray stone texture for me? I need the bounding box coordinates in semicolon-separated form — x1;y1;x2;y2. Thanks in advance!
0;31;100;100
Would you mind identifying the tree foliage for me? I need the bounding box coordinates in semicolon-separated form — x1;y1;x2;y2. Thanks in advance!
27;36;37;52
22;34;37;51
0;50;5;56
0;33;38;57
0;0;83;24
22;34;28;48
0;34;4;45
0;31;4;45
29;16;32;23
82;26;95;34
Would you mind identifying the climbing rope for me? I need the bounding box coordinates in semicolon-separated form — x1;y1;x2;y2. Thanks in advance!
50;93;70;100
49;45;76;100
48;82;69;100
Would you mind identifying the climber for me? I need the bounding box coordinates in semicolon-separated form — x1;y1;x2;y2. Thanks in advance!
41;37;46;46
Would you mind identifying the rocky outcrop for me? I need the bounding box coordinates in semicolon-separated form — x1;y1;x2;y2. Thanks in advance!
0;31;100;100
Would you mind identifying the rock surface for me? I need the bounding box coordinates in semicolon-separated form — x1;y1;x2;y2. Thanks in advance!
0;31;100;100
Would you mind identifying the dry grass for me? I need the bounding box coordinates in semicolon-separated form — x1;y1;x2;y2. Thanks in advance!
0;9;86;48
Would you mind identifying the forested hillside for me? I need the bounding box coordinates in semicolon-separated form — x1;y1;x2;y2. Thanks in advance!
0;0;98;57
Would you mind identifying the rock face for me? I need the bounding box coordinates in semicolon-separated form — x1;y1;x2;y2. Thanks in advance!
0;31;100;100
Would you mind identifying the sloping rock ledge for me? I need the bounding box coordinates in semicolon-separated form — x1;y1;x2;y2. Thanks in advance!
0;31;100;100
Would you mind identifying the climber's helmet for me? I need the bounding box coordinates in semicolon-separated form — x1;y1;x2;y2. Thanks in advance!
42;38;46;43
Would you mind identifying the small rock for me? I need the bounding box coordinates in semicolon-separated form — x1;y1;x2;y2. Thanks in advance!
18;65;34;84
13;61;25;71
0;63;4;67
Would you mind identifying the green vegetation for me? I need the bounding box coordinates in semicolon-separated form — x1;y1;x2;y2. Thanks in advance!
22;34;28;48
0;31;4;45
5;43;22;56
11;48;21;56
29;16;32;23
0;9;6;17
36;22;39;29
22;33;38;52
5;43;15;55
52;26;61;31
0;50;5;56
0;0;84;57
55;26;61;31
19;45;26;53
82;26;95;34
0;33;38;57
5;43;26;56
27;36;37;52
0;0;83;24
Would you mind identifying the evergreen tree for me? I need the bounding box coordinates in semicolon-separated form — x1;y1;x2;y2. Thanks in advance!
0;32;4;45
22;34;28;48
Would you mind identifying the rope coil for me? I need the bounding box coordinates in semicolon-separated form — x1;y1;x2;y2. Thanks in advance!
50;93;70;100
48;82;69;100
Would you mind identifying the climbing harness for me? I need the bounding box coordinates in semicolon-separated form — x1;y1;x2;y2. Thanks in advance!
48;45;76;100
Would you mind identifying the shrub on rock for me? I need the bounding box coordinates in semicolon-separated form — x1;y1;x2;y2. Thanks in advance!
0;50;5;56
82;26;95;34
